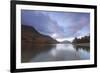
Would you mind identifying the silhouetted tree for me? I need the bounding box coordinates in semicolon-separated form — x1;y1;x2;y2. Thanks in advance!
72;36;90;43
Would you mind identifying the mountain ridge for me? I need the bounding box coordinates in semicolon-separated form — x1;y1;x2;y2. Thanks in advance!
21;25;58;44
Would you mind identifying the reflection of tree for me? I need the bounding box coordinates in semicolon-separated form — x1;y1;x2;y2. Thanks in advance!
72;36;90;43
73;45;90;52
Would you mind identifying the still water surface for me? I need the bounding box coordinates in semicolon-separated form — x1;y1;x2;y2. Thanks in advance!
29;44;90;62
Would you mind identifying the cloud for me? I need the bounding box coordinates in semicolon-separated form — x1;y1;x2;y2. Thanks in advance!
61;14;90;38
21;10;61;35
21;10;90;39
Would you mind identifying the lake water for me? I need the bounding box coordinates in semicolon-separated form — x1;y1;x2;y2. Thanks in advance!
25;44;90;62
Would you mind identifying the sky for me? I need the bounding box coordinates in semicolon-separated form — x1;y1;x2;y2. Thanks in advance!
21;10;90;42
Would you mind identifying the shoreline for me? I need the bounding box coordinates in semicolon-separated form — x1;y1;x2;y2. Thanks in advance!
73;43;90;47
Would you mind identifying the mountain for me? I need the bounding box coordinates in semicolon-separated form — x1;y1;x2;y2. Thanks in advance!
21;25;58;44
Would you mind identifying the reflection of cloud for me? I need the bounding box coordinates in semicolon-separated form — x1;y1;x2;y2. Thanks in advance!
21;10;90;40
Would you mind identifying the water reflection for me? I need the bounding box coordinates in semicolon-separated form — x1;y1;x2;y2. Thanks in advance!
21;44;90;63
21;44;55;62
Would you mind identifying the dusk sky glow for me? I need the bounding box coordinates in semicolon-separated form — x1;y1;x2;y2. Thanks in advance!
21;10;90;42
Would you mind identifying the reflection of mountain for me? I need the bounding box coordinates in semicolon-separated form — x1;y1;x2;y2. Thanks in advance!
21;43;55;62
21;25;58;62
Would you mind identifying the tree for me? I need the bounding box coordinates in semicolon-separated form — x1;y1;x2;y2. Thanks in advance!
72;36;90;43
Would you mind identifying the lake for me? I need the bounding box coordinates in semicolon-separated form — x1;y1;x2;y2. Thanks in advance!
21;43;90;63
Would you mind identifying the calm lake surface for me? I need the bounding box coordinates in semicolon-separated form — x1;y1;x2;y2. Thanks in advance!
28;44;90;62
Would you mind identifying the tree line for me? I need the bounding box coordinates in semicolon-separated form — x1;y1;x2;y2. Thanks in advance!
72;36;90;43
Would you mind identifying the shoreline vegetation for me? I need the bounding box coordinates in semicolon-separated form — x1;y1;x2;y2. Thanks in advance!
72;35;90;51
72;35;90;43
72;35;90;47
